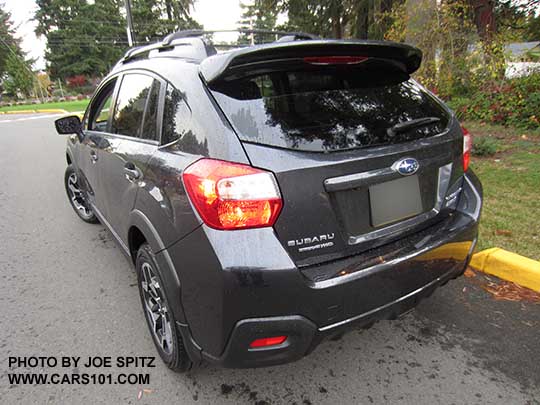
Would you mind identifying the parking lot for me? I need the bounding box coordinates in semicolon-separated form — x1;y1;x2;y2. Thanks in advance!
1;113;539;404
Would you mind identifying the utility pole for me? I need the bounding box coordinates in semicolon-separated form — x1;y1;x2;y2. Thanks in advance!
57;79;65;98
249;16;254;46
37;80;45;102
125;0;136;47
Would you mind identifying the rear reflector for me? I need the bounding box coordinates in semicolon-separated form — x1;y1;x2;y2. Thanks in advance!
462;126;472;171
303;56;368;65
249;336;287;348
182;158;282;230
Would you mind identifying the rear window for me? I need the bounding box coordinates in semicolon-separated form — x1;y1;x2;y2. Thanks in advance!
210;65;450;152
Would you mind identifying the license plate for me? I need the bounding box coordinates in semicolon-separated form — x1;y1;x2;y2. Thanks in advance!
369;175;423;227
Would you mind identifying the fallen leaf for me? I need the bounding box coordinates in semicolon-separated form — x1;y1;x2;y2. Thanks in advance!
464;268;476;278
482;281;540;303
521;134;529;140
494;229;512;236
143;389;153;394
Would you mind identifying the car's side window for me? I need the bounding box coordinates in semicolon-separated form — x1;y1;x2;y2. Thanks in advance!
141;79;161;141
88;80;117;132
111;73;158;139
162;84;191;145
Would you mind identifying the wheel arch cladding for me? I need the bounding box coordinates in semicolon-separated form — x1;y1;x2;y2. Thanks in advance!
128;210;188;324
128;210;167;255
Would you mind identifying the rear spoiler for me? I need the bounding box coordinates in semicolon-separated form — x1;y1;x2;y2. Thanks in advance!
200;40;422;83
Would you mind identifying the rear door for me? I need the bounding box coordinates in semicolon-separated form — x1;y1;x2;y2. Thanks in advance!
208;55;464;267
97;72;162;245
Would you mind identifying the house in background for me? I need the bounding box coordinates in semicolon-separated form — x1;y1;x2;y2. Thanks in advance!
506;41;540;61
505;41;540;78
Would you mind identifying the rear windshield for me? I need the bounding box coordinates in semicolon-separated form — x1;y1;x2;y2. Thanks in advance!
210;65;450;152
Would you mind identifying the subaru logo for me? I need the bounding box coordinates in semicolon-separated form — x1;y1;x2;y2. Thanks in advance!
393;158;420;176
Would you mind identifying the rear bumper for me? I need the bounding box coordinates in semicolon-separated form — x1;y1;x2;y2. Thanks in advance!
206;262;467;368
167;171;482;368
198;234;475;368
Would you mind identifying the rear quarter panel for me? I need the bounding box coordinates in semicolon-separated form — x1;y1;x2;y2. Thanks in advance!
130;60;250;250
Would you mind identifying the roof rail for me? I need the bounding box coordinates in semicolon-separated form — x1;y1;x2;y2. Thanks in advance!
162;29;319;46
118;37;212;65
117;29;319;66
120;42;164;63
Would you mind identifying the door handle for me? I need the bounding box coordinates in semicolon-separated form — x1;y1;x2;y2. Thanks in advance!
123;163;141;180
90;151;98;163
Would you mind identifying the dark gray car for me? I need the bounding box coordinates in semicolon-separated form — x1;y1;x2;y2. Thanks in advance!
55;30;482;371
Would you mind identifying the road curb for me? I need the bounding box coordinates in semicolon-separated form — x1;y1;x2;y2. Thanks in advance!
36;109;69;114
470;248;540;292
3;110;38;114
0;109;68;114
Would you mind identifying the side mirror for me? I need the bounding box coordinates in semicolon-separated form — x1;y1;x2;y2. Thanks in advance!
55;115;84;141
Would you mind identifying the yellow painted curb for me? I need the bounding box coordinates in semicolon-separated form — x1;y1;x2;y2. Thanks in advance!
0;108;68;114
417;241;472;261
35;109;68;114
470;248;540;292
4;109;36;114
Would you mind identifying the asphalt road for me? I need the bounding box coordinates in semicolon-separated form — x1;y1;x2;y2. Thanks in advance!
1;114;539;405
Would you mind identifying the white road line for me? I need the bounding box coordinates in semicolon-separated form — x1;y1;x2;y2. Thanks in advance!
0;113;65;123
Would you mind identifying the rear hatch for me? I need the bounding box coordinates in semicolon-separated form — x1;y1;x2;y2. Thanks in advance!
201;40;465;267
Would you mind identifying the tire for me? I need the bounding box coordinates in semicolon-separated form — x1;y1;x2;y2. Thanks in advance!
64;165;99;223
136;243;192;372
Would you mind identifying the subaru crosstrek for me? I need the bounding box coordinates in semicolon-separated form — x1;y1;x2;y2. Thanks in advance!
55;30;482;371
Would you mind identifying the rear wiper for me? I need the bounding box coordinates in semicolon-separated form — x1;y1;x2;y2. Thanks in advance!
388;117;441;136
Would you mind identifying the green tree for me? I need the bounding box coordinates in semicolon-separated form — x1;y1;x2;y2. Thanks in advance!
3;52;34;97
523;13;540;41
35;0;127;80
131;0;201;43
245;0;535;42
275;0;349;38
266;0;402;39
0;4;22;78
35;0;201;80
237;1;278;44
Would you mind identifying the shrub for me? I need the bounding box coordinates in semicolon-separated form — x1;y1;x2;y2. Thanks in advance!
446;97;470;120
447;73;540;130
76;84;97;96
66;75;87;88
472;137;500;156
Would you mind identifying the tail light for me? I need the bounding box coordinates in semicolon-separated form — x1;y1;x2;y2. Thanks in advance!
462;126;472;172
182;158;282;230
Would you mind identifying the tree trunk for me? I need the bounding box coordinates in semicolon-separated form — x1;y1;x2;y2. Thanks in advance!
165;0;173;21
331;0;343;39
354;0;370;39
469;0;496;40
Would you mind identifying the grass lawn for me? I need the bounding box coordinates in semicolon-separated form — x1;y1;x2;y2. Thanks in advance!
464;121;540;260
0;99;89;113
